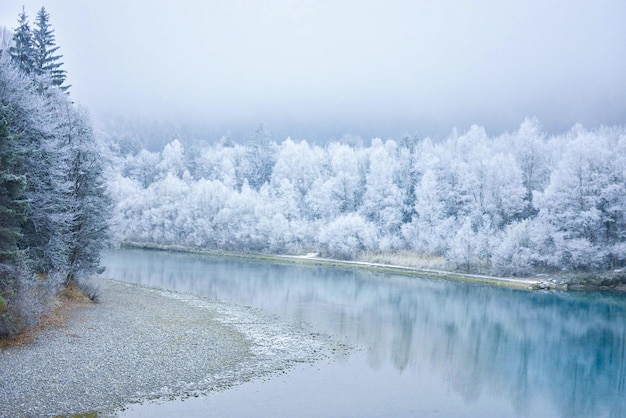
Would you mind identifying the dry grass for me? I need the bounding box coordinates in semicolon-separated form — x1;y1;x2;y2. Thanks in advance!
0;282;94;349
356;251;449;270
61;281;96;304
53;411;98;418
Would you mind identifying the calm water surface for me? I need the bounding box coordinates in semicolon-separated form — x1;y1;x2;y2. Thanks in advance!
103;248;626;417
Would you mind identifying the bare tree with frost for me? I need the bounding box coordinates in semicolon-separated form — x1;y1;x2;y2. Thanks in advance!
107;119;625;274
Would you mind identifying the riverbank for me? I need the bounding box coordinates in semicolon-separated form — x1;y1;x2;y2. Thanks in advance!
0;280;348;417
120;242;626;291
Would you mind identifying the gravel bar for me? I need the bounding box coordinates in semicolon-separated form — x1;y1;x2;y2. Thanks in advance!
0;280;349;417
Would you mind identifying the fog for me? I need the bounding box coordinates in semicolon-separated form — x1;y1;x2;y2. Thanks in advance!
2;0;625;141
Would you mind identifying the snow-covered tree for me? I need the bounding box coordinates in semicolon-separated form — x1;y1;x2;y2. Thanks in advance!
237;124;275;190
185;179;232;247
360;138;405;250
492;218;558;275
8;7;34;74
61;104;111;284
156;139;188;179
0;43;109;336
477;153;526;229
395;136;420;223
32;7;68;90
0;103;28;264
323;142;365;215
271;138;324;219
534;126;626;269
193;142;244;188
215;181;262;250
105;119;626;274
500;118;552;218
318;213;376;259
123;149;161;188
0;54;70;273
409;169;453;255
0;102;33;336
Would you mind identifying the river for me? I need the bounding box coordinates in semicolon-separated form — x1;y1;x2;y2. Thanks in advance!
103;248;626;417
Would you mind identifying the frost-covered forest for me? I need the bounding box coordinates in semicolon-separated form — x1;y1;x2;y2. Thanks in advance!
2;4;626;341
0;8;109;336
109;119;626;275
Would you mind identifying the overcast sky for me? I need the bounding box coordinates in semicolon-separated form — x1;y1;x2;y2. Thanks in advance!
1;0;625;141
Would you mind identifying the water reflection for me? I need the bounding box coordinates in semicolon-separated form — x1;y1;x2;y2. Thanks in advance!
103;249;626;418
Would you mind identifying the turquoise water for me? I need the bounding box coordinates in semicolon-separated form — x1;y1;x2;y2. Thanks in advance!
104;249;626;417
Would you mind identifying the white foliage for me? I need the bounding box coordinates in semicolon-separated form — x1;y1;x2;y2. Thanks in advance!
107;120;626;271
271;138;324;199
318;213;376;259
533;127;626;269
124;149;160;188
360;138;404;235
326;142;364;213
156;139;188;179
195;143;245;188
492;219;559;275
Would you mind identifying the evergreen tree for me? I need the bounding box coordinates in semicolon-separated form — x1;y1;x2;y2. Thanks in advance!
32;7;69;91
0;76;35;337
0;16;109;336
61;105;111;284
8;7;34;73
1;54;72;274
0;103;28;264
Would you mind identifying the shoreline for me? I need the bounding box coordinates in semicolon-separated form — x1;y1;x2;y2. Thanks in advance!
120;242;626;291
0;280;349;417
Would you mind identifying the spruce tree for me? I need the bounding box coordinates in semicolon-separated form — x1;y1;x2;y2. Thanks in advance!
62;105;111;285
0;13;110;335
0;104;28;264
32;7;69;91
0;102;29;326
1;55;72;275
8;7;34;74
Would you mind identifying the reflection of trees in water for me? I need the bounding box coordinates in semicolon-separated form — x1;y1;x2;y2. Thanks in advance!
396;286;626;418
106;249;626;417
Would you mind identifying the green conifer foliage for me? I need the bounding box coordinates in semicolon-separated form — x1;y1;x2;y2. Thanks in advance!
0;104;27;264
32;7;69;91
8;7;34;74
0;103;29;333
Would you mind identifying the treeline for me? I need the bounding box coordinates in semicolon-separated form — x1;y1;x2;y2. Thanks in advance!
0;7;109;337
109;120;625;275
